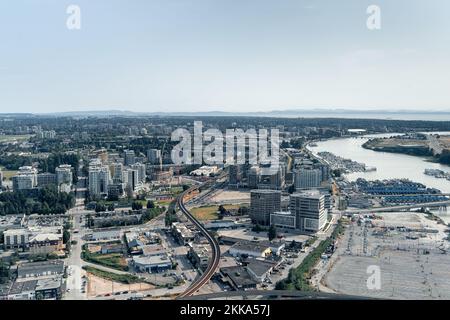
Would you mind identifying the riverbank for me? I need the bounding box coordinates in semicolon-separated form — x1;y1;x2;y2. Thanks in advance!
362;138;450;166
308;134;450;193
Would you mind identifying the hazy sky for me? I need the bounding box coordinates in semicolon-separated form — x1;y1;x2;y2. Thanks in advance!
0;0;449;113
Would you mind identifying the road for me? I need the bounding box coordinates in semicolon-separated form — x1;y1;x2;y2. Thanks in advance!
345;200;450;214
184;290;371;300
93;281;193;300
64;200;89;300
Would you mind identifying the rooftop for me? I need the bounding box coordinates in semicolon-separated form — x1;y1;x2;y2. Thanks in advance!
250;189;281;194
220;266;258;288
29;233;62;242
142;244;166;256
133;254;171;266
291;192;323;200
35;278;62;291
17;260;65;278
8;280;38;295
245;258;277;277
230;241;270;254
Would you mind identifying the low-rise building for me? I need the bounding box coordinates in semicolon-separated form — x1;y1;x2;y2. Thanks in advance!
7;280;37;300
203;220;239;230
243;258;278;283
3;226;63;252
171;222;195;245
34;277;63;300
100;243;124;254
87;230;121;241
220;266;258;291
229;241;272;258
187;244;210;271
3;228;29;250
259;240;285;256
7;277;63;300
0;215;24;232
89;211;142;228
125;230;160;254
17;261;65;279
28;233;64;255
142;244;166;257
132;254;172;273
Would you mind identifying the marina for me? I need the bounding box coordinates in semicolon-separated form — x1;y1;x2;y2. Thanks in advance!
317;151;376;173
424;169;450;181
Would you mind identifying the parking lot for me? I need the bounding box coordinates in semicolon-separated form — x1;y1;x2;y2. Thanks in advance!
322;212;450;299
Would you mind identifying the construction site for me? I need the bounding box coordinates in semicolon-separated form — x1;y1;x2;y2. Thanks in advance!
321;212;450;299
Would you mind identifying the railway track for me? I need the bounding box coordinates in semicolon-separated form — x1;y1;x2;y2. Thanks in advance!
176;184;222;298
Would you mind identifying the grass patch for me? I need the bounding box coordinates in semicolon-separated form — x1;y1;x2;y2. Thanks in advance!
83;266;140;284
141;206;165;223
1;170;17;181
156;200;173;207
191;206;219;220
0;135;32;142
191;204;242;220
82;249;128;271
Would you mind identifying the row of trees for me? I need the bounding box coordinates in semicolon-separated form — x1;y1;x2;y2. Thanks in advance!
0;153;80;184
438;150;450;165
39;153;80;183
275;220;344;291
141;206;165;223
0;185;75;215
0;261;10;284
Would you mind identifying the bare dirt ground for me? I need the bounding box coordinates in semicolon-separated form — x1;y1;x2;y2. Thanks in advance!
210;190;250;203
438;136;450;149
373;138;428;147
322;212;450;299
87;274;155;298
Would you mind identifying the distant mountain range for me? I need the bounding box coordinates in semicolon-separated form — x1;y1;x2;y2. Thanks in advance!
31;108;450;121
2;108;450;121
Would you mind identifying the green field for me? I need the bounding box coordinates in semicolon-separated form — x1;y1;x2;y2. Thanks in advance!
0;134;32;142
156;200;173;207
191;204;242;221
82;249;128;271
0;169;17;181
82;266;140;284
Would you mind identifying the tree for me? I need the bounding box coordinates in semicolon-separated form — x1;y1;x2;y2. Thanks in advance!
63;230;71;244
268;225;277;241
132;201;143;211
95;203;106;213
146;200;155;209
107;194;119;201
237;206;248;215
252;224;265;233
165;212;177;226
218;205;227;220
0;262;11;284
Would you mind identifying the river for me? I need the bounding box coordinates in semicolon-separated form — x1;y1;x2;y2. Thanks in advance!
308;133;450;194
